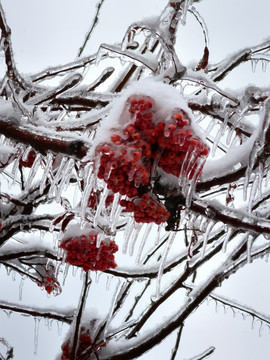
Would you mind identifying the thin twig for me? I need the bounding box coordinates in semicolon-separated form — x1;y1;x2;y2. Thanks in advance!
70;272;91;360
170;323;184;360
77;0;106;57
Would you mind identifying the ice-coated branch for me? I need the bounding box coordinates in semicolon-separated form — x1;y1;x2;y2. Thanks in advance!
31;54;97;83
191;196;270;236
159;0;189;44
209;38;270;82
0;215;54;247
189;8;209;71
209;293;270;327
0;119;89;160
100;261;228;360
0;3;26;90
0;300;73;324
26;73;83;106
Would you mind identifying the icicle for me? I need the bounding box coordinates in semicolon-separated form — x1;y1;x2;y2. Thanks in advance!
226;110;243;146
62;263;70;286
24;153;42;190
251;315;256;329
222;226;234;252
19;276;25;301
205;118;216;137
259;321;264;337
246;234;253;263
39;153;54;194
211;115;227;156
122;217;135;254
154;224;162;245
44;318;49;329
93;185;109;226
178;146;195;187
248;174;259;212
81;164;94;218
103;280;122;338
261;59;268;72
55;158;75;202
251;59;258;73
136;223;153;265
200;220;215;258
257;162;264;198
109;192;120;223
12;271;16;281
57;321;63;336
129;222;143;256
11;146;24;183
57;246;64;261
48;157;69;199
34;318;40;355
61;245;67;264
106;274;113;291
80;268;84;280
185;157;206;208
156;231;177;298
181;0;193;25
40;230;45;243
110;199;124;232
195;114;205;124
72;265;78;277
5;266;11;276
95;271;102;284
48;319;54;331
3;310;12;318
73;183;80;208
244;149;259;202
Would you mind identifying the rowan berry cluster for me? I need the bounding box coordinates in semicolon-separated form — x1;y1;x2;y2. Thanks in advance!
120;193;170;225
96;96;209;225
59;233;118;272
61;328;93;360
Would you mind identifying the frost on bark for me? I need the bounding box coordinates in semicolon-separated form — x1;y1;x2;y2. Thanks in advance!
0;0;270;359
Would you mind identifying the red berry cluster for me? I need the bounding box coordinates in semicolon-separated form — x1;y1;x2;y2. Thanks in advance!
156;113;209;179
59;233;118;272
61;328;90;360
96;96;208;225
120;193;170;225
61;327;106;359
37;276;61;295
19;149;36;168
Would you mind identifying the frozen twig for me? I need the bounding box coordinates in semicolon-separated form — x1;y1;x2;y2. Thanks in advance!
0;300;73;324
0;119;89;160
187;346;215;360
69;272;91;360
77;0;106;57
170;323;184;360
209;293;270;327
0;4;26;90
